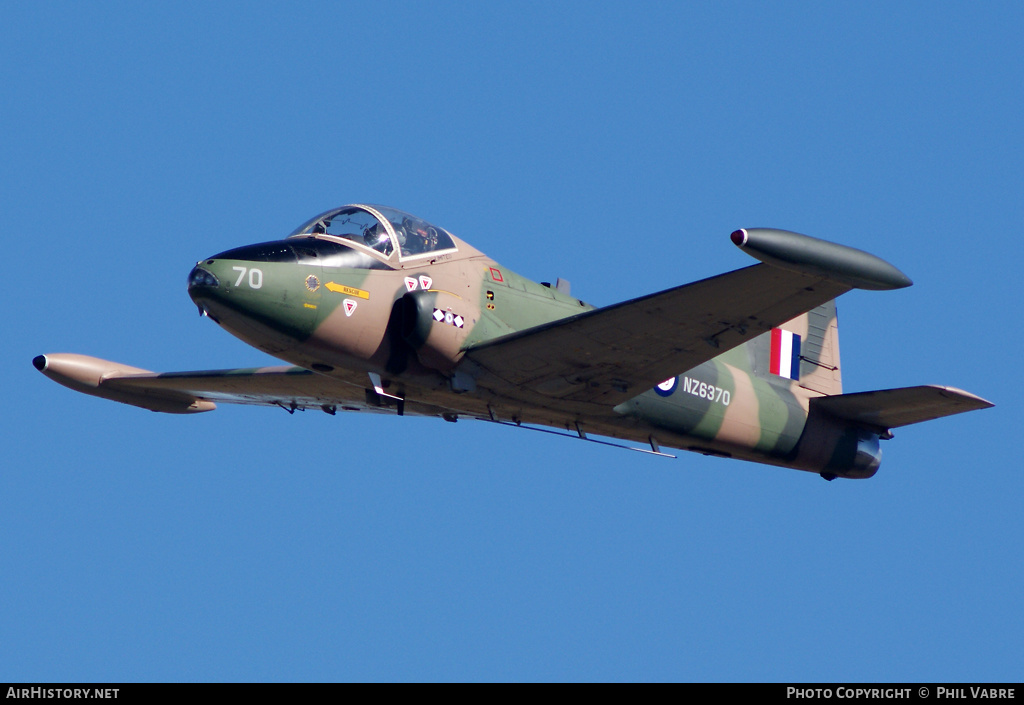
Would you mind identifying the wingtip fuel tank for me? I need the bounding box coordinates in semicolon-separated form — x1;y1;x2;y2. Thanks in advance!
731;228;913;291
33;353;216;414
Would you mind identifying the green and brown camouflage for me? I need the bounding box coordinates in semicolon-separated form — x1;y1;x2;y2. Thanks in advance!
35;205;993;480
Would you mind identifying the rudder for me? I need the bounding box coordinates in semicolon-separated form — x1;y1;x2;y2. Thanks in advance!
754;300;842;396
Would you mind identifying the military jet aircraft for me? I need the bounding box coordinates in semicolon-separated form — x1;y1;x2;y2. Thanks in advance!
34;204;992;480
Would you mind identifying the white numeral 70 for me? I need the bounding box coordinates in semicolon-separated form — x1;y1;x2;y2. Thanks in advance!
231;266;263;289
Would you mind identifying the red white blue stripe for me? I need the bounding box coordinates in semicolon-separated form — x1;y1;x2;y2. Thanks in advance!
770;328;801;380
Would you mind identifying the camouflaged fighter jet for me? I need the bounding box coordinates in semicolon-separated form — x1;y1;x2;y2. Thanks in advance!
35;204;993;480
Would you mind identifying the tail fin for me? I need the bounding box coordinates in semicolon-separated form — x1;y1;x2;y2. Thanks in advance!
757;300;843;395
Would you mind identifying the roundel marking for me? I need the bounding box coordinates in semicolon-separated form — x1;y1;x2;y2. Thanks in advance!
305;274;320;292
654;377;678;397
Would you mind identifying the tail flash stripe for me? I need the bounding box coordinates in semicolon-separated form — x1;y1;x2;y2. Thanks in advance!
790;334;801;381
770;328;801;380
770;328;783;376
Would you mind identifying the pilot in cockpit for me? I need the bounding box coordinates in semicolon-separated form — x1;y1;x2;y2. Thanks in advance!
363;222;393;255
401;217;439;254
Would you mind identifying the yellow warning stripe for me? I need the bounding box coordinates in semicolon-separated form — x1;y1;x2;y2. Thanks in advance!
325;282;370;299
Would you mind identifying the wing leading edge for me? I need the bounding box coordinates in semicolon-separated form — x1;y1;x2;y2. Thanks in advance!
462;263;852;408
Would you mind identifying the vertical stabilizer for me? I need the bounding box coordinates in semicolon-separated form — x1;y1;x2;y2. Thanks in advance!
754;301;842;396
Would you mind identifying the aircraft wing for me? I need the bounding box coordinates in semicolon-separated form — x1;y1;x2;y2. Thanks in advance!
810;385;994;429
462;263;851;407
107;365;362;410
33;353;440;416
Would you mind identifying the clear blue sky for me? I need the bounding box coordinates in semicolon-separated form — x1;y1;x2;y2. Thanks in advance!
2;1;1021;682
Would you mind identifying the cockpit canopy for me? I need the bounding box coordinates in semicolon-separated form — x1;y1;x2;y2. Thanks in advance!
287;204;457;260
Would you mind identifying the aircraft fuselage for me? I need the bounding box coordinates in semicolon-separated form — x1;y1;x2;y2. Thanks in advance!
186;206;874;478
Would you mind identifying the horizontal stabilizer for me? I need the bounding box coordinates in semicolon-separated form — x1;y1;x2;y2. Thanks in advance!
811;385;993;429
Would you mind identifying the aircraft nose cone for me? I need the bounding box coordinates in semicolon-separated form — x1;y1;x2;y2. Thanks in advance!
187;264;223;317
